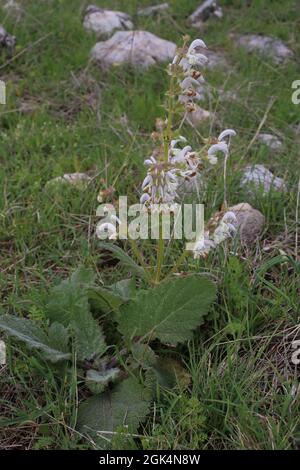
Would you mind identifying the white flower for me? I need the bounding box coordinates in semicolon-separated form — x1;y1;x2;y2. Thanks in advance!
176;39;208;112
96;222;117;240
193;232;215;258
208;141;229;158
207;128;236;164
213;212;237;245
142;174;153;189
140;193;150;204
169;145;192;164
188;39;207;52
140;158;179;207
218;129;236;142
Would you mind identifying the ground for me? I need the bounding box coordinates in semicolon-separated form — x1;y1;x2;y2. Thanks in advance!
0;0;300;450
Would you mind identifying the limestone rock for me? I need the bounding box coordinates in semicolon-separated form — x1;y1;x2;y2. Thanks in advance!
233;34;293;64
229;202;265;245
91;31;176;70
46;173;92;189
137;3;169;16
83;5;133;37
188;0;223;25
240;164;286;195
257;133;283;151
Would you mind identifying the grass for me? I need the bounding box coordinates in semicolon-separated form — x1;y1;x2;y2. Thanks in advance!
0;0;300;450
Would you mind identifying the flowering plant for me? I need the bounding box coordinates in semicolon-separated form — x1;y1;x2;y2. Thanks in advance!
98;37;238;284
0;38;238;449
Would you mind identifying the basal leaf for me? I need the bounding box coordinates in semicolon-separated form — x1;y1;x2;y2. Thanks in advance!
151;357;191;389
118;275;216;345
88;286;124;313
0;315;70;363
131;342;157;368
46;267;106;361
46;266;95;326
109;278;136;301
77;376;151;449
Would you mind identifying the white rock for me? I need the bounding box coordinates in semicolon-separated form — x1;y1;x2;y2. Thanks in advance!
138;3;169;16
257;133;283;151
186;105;212;127
188;0;223;25
241;164;286;195
91;31;176;70
46;173;92;189
229;202;265;245
233;34;293;64
83;5;133;37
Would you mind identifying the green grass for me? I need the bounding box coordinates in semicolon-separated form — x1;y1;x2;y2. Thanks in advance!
0;0;300;450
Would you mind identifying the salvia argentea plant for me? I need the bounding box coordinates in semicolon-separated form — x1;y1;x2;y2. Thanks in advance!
0;38;238;449
97;37;238;284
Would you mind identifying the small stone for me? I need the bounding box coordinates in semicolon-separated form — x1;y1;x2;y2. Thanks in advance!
91;31;176;70
240;164;286;195
188;0;223;25
186;105;212;127
83;5;133;37
46;173;92;189
137;3;169;16
229;202;265;245
257;133;283;151
0;24;16;54
233;34;293;64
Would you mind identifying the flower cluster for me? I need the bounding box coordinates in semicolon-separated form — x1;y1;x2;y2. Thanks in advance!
193;211;238;258
174;39;208;113
140;157;178;206
208;129;237;164
98;38;238;260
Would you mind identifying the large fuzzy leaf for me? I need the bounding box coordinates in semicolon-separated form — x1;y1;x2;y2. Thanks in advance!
118;275;216;344
46;267;106;361
109;278;136;301
46;267;95;325
88;286;124;313
0;315;70;363
77;376;151;448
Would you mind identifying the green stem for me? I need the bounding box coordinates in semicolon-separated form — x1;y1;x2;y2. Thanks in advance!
129;239;151;279
154;217;164;284
169;250;188;277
